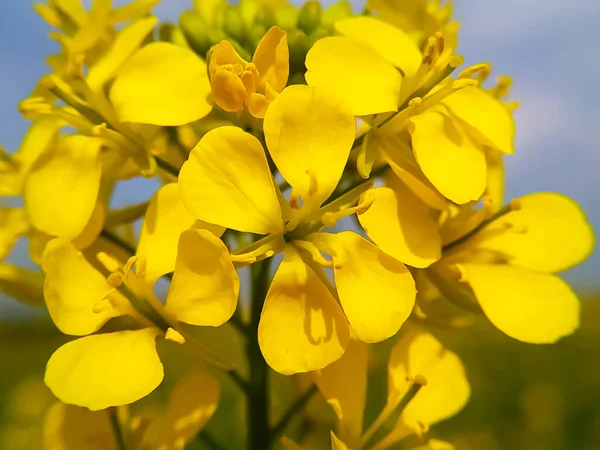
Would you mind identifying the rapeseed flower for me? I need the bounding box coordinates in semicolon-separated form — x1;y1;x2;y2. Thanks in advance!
42;185;237;409
427;193;594;343
44;370;220;449
179;84;416;375
209;26;289;117
282;328;469;449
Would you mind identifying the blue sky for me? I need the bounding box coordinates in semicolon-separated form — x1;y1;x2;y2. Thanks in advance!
0;0;598;317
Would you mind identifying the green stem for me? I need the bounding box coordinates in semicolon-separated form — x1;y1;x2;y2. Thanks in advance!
109;408;128;450
197;430;224;450
155;156;181;177
442;202;514;252
247;258;272;450
100;228;136;255
270;384;318;439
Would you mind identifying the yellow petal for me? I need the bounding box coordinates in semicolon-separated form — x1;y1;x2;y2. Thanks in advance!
208;40;248;75
166;229;239;327
253;26;289;92
71;201;105;251
0;208;29;261
379;129;448;210
477;193;594;273
457;263;580;343
247;92;271;118
42;239;118;336
43;402;117;450
87;16;158;91
110;42;212;126
258;246;349;375
25;135;102;240
443;87;515;154
314;338;367;446
138;183;224;283
335;16;421;76
485;150;504;210
305;37;402;116
45;328;163;410
358;178;441;268
52;0;87;26
408;108;486;204
388;328;470;435
264;85;355;209
316;232;415;343
411;440;456;450
210;69;248;113
0;264;45;309
142;371;220;448
281;437;306;450
13;117;63;189
331;431;350;450
179;126;284;234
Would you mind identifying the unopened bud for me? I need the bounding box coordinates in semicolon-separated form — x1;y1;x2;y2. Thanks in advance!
223;6;246;43
297;1;322;35
179;10;212;57
255;8;277;29
321;0;353;27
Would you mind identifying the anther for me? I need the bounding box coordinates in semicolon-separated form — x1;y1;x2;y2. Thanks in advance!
435;32;445;56
289;190;301;209
306;169;319;195
293;240;333;268
459;63;491;82
449;55;464;68
229;254;257;264
510;198;522;211
107;271;125;287
18;97;52;116
413;374;428;386
320;212;337;228
92;123;107;136
490;75;513;99
356;196;375;215
165;327;186;344
422;36;436;65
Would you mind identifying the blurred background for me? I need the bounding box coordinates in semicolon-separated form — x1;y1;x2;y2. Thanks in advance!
0;1;598;449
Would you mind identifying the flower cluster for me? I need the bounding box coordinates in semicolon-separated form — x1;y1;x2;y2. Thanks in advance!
0;0;594;448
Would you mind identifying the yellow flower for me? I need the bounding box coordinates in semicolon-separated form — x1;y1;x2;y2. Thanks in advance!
34;0;161;78
283;328;469;449
306;17;515;206
209;26;289;118
44;371;220;449
428;193;594;343
179;85;416;375
366;0;457;49
42;215;237;409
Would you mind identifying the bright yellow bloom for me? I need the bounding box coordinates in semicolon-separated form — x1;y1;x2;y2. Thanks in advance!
44;370;220;449
179;85;416;375
283;328;469;449
428;193;594;343
34;0;160;78
306;17;515;206
209;26;289;118
366;0;456;48
42;218;236;409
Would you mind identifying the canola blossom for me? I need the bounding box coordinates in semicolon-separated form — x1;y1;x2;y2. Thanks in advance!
0;0;594;449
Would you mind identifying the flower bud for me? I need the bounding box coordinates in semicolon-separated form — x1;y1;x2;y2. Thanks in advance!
179;10;212;56
297;0;322;35
223;5;247;43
